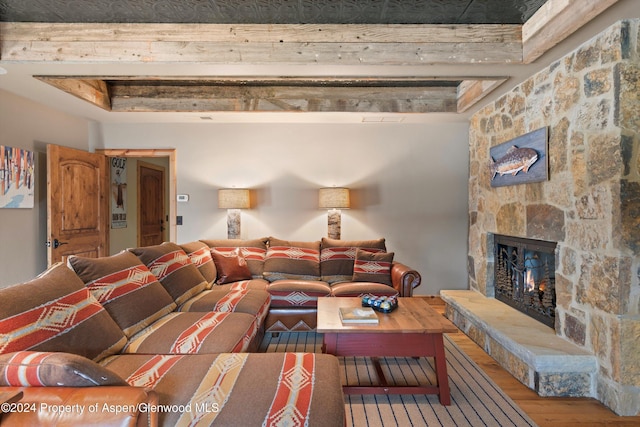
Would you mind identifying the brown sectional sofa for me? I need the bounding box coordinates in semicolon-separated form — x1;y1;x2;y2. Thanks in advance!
199;237;422;331
0;237;420;426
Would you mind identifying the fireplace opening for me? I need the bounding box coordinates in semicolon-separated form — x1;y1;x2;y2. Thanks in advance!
494;234;556;328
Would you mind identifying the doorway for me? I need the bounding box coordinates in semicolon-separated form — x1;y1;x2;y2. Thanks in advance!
97;149;176;253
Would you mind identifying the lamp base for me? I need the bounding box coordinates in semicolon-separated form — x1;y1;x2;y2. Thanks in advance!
327;209;341;240
227;209;241;239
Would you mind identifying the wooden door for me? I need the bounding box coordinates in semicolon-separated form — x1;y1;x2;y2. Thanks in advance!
47;144;109;265
138;162;165;247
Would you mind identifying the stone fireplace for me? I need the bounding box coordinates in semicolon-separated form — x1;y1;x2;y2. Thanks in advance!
444;19;640;416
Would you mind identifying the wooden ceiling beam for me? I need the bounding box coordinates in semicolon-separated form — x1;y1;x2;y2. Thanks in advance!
1;22;522;65
111;97;458;113
36;77;111;110
109;83;456;100
109;85;459;113
34;76;508;113
457;78;507;113
0;22;522;43
522;0;620;63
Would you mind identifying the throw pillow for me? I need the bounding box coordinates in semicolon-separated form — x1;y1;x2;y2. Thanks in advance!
352;249;394;286
201;238;268;279
210;248;253;284
0;351;127;387
320;237;387;284
68;251;177;338
180;241;217;288
0;263;127;361
263;238;321;282
129;242;208;305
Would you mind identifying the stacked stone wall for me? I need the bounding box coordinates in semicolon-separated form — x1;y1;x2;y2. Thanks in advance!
468;20;640;415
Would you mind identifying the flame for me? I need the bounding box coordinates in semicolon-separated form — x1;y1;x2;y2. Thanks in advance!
525;269;535;292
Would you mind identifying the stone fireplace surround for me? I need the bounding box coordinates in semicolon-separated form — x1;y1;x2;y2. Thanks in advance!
443;19;640;416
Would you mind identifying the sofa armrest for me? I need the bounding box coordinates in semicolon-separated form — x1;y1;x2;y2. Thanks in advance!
391;262;422;297
0;386;158;427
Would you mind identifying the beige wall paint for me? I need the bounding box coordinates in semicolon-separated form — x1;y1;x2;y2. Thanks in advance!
0;89;90;287
0;87;470;295
99;122;470;295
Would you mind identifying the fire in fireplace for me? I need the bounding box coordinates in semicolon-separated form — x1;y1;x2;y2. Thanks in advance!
493;234;557;328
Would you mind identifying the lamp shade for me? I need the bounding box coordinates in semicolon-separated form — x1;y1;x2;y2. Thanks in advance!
319;187;350;209
218;188;250;209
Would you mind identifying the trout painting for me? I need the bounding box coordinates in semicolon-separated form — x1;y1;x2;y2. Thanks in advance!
490;146;538;179
489;127;548;188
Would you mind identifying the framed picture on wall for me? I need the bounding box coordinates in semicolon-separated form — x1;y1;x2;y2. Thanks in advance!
111;157;127;228
490;127;549;187
0;145;35;208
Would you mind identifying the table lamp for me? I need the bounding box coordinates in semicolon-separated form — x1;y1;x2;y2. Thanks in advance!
319;187;350;239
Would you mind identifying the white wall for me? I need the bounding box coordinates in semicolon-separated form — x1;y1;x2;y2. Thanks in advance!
0;89;90;287
100;122;470;295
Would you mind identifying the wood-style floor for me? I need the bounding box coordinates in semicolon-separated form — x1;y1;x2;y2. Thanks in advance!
424;296;640;427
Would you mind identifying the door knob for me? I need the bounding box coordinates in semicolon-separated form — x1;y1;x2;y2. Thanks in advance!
46;239;69;249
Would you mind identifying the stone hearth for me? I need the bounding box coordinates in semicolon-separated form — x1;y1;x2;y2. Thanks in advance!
442;290;596;397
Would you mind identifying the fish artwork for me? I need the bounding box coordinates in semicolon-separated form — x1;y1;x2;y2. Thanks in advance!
490;146;538;180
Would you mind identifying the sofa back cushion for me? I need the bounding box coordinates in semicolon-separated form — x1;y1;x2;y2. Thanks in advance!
68;251;177;338
263;238;321;282
0;263;127;361
201;238;268;279
320;238;387;284
129;242;208;305
0;351;127;387
352;249;395;286
179;241;217;288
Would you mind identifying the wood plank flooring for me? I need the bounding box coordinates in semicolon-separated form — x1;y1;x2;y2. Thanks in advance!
424;296;640;426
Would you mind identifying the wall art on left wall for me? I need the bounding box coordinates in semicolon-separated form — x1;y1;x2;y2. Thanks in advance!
0;146;35;208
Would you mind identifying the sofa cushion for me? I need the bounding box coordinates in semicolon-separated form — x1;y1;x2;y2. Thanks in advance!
330;281;399;298
211;248;253;284
267;280;331;308
178;287;271;325
0;351;127;387
0;263;127;361
122;312;258;354
201;238;268;279
263;238;321;282
320;237;387;284
180;241;217;288
352;249;395;286
68;251;177;338
101;352;345;427
129;242;208;305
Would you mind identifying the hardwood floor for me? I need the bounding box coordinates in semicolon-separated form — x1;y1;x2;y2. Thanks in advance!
423;296;640;426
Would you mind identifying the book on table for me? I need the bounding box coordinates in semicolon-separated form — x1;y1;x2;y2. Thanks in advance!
339;306;379;324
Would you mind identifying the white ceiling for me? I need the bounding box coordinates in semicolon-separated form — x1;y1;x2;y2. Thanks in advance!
0;0;637;124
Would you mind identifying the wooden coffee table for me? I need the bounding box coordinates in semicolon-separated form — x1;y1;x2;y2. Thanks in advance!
317;297;458;405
